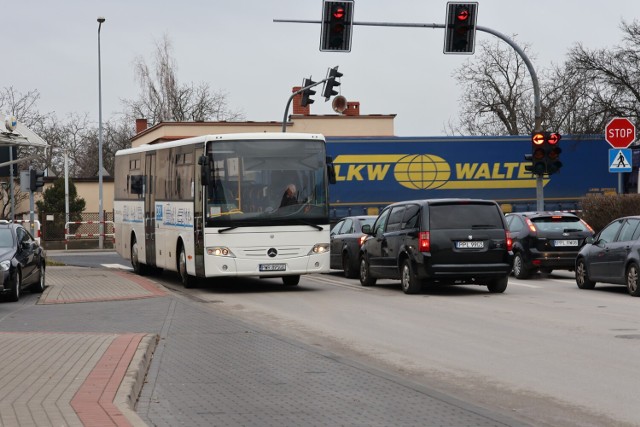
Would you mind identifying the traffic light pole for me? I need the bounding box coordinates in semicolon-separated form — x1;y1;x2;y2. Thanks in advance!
281;77;334;132
275;18;545;208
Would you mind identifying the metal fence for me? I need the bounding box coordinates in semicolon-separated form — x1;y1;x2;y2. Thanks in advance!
40;212;114;250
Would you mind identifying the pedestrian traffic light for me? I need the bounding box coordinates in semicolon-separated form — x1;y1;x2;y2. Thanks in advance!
320;0;354;52
300;78;316;107
29;168;45;192
530;132;547;175
444;2;478;54
545;132;562;175
322;66;343;100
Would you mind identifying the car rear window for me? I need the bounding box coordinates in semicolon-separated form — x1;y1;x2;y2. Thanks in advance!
531;216;589;232
429;203;503;229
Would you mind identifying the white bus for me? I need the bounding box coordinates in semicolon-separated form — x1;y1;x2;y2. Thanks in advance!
114;132;336;287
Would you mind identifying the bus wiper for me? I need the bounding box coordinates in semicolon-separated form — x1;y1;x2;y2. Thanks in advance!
218;226;238;233
293;219;324;230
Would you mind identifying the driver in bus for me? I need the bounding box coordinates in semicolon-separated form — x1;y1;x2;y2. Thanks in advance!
280;184;298;207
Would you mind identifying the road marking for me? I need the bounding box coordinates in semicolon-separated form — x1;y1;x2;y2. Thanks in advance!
508;281;542;288
102;263;133;271
308;275;370;291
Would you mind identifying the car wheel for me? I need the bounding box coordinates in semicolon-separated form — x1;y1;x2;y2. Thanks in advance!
282;275;300;286
8;269;21;302
625;262;640;297
359;256;376;287
131;238;147;276
575;258;596;289
179;246;196;288
32;263;45;293
512;252;530;279
401;259;422;294
487;276;508;293
342;252;357;278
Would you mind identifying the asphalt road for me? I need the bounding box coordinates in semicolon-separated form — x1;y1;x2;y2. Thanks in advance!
48;251;640;427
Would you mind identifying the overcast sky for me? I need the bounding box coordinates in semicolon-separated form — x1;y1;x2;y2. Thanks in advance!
3;0;639;136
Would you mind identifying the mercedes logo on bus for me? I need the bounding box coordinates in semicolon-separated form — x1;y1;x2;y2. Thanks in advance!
267;248;278;258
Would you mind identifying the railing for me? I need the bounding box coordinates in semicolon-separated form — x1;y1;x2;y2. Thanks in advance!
65;220;115;250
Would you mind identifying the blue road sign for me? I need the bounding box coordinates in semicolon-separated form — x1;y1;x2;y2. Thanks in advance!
609;148;632;172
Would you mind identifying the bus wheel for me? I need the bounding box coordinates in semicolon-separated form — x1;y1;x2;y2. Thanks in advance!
179;246;196;288
131;238;147;276
282;275;300;286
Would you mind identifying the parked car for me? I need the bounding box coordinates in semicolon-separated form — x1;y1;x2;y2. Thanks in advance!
330;215;377;278
505;211;594;279
575;215;640;296
359;199;513;294
0;222;46;302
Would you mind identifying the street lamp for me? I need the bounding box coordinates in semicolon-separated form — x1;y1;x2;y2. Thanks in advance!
97;17;105;249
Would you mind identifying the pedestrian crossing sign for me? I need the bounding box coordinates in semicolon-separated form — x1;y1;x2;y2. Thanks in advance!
609;148;632;172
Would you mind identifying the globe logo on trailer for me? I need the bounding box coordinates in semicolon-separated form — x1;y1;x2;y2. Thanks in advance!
393;154;451;189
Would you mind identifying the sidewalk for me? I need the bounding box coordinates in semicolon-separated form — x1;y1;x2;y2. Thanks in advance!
0;267;163;427
0;266;530;427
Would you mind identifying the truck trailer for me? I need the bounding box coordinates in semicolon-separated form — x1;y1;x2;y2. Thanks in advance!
325;135;620;218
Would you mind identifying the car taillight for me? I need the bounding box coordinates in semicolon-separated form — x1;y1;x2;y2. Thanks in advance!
359;234;367;246
525;218;537;234
505;230;513;251
580;219;594;234
419;231;430;252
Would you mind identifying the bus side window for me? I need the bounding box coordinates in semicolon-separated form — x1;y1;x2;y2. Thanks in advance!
130;175;143;195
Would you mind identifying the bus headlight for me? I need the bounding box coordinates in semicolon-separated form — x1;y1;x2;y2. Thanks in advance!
0;260;9;271
308;243;329;255
206;247;235;257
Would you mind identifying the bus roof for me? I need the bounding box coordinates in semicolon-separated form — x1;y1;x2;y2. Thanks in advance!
116;132;326;156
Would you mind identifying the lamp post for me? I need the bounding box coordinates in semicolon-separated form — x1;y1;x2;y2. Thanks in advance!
97;17;105;249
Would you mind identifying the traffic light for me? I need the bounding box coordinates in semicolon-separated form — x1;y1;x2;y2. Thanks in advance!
529;132;547;175
300;78;316;107
545;132;562;175
322;66;343;100
320;0;354;52
444;2;478;54
528;132;562;175
29;168;45;192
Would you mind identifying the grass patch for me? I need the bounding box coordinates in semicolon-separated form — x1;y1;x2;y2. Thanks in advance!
46;259;66;266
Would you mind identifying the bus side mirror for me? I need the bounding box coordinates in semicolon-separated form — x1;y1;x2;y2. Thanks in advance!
199;155;210;185
326;156;337;184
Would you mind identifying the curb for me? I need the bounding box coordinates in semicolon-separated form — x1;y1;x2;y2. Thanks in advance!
114;333;159;427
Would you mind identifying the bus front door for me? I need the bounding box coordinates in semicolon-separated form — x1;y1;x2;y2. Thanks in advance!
145;153;156;267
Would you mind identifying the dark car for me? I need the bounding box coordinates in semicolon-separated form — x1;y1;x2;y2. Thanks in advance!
505;211;594;279
0;222;46;302
575;215;640;297
330;215;377;278
359;199;513;294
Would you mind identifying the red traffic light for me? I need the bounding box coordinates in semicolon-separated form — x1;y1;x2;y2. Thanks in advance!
332;6;345;19
456;8;470;21
547;132;561;145
532;132;545;145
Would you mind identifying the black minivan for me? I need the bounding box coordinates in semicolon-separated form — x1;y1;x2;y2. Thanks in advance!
359;199;513;294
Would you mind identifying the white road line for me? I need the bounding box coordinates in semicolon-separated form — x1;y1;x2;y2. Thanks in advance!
508;281;542;288
101;263;133;271
308;275;370;291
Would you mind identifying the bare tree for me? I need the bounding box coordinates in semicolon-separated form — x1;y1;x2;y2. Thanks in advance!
568;20;640;125
449;39;536;136
123;34;244;125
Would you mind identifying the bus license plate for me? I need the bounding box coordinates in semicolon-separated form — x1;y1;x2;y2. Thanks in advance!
554;240;578;247
259;263;287;272
456;241;484;249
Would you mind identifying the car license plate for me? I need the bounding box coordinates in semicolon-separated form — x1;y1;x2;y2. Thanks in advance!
554;240;578;247
259;263;287;272
456;241;484;249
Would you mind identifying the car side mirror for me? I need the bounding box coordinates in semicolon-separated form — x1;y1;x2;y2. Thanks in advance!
585;236;595;244
361;224;372;234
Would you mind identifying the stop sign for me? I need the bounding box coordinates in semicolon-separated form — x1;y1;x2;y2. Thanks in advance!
605;117;636;148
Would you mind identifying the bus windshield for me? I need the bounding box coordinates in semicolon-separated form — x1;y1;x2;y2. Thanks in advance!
203;138;329;227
